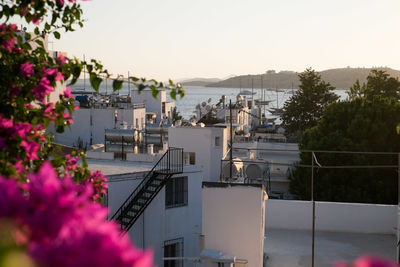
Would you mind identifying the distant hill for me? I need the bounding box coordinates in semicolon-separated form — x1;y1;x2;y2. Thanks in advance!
206;68;400;89
180;77;222;86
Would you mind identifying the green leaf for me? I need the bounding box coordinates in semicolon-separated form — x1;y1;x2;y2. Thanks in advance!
34;27;40;35
53;31;60;39
138;84;146;92
90;73;102;92
170;90;177;100
112;79;123;92
35;40;44;48
152;89;159;98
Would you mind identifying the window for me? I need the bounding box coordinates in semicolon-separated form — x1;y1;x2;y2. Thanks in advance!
165;176;188;208
141;118;144;128
136;118;139;128
162;102;166;113
215;136;221;146
183;152;195;165
164;238;184;267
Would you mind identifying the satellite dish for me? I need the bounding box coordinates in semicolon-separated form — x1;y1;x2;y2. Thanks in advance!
207;98;212;103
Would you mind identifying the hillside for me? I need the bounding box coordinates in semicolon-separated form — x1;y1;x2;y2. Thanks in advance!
206;68;400;89
180;77;222;86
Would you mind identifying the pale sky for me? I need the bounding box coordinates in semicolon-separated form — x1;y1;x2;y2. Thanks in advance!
52;0;400;81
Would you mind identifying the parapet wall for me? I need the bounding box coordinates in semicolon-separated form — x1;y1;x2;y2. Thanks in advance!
266;199;397;234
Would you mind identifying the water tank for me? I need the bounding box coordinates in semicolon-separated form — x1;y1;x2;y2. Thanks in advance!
146;126;168;134
105;129;137;143
245;163;270;179
221;158;243;179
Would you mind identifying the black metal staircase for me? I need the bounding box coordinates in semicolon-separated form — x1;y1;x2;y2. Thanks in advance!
111;147;183;232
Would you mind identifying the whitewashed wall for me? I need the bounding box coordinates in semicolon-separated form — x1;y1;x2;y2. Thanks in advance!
107;166;203;267
265;199;397;234
202;183;267;267
169;126;228;182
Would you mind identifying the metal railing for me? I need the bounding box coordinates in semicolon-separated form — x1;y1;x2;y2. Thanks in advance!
110;147;183;222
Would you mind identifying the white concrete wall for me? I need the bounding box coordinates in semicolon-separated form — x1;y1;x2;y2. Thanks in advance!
86;151;114;160
169;127;228;182
107;166;203;267
131;89;166;122
133;107;146;130
265;199;397;234
51;107;145;147
165;102;175;120
125;153;162;163
202;184;266;267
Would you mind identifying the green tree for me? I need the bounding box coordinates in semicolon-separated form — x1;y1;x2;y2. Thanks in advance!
281;68;338;140
171;106;182;123
348;70;400;100
289;97;400;204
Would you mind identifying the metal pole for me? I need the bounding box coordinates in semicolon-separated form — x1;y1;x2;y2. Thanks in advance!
398;153;400;263
311;151;315;267
83;54;86;90
229;100;233;180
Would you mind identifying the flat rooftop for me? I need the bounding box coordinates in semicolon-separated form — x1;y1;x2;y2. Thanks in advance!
86;159;153;176
264;229;396;267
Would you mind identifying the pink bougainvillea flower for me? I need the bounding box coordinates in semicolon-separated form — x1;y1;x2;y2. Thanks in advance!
0;115;14;129
57;54;66;65
43;67;57;77
20;140;39;161
55;72;64;81
0;162;154;267
13;122;32;139
335;255;399;267
20;62;34;77
55;0;64;6
63;112;73;124
2;37;16;52
32;77;53;102
63;87;73;98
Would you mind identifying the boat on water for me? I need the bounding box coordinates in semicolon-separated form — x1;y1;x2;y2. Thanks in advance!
239;90;256;96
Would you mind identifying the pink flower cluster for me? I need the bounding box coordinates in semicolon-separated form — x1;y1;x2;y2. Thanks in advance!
335;256;399;267
87;170;108;201
20;62;35;77
0;24;18;52
0;116;43;161
0;162;153;267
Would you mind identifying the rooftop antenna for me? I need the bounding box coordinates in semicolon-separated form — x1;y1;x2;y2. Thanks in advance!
229;99;233;180
251;77;254;101
83;54;86;91
128;71;130;97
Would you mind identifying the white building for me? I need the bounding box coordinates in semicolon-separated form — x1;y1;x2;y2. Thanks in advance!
131;89;175;123
50;106;146;147
87;124;397;267
168;126;228;182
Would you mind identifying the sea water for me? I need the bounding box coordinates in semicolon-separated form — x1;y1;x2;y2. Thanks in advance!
70;82;349;119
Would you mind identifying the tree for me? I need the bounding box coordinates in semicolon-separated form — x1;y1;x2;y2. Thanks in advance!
281;68;338;140
289;97;400;204
348;70;400;101
171;106;182;123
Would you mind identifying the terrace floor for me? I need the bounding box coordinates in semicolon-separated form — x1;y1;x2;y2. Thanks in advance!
264;229;396;267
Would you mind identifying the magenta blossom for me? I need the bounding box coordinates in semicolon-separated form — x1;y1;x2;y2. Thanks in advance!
33;77;53;102
63;87;73;98
2;37;16;52
20;62;34;77
20;140;39;161
57;54;66;65
335;255;399;267
0;162;153;267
